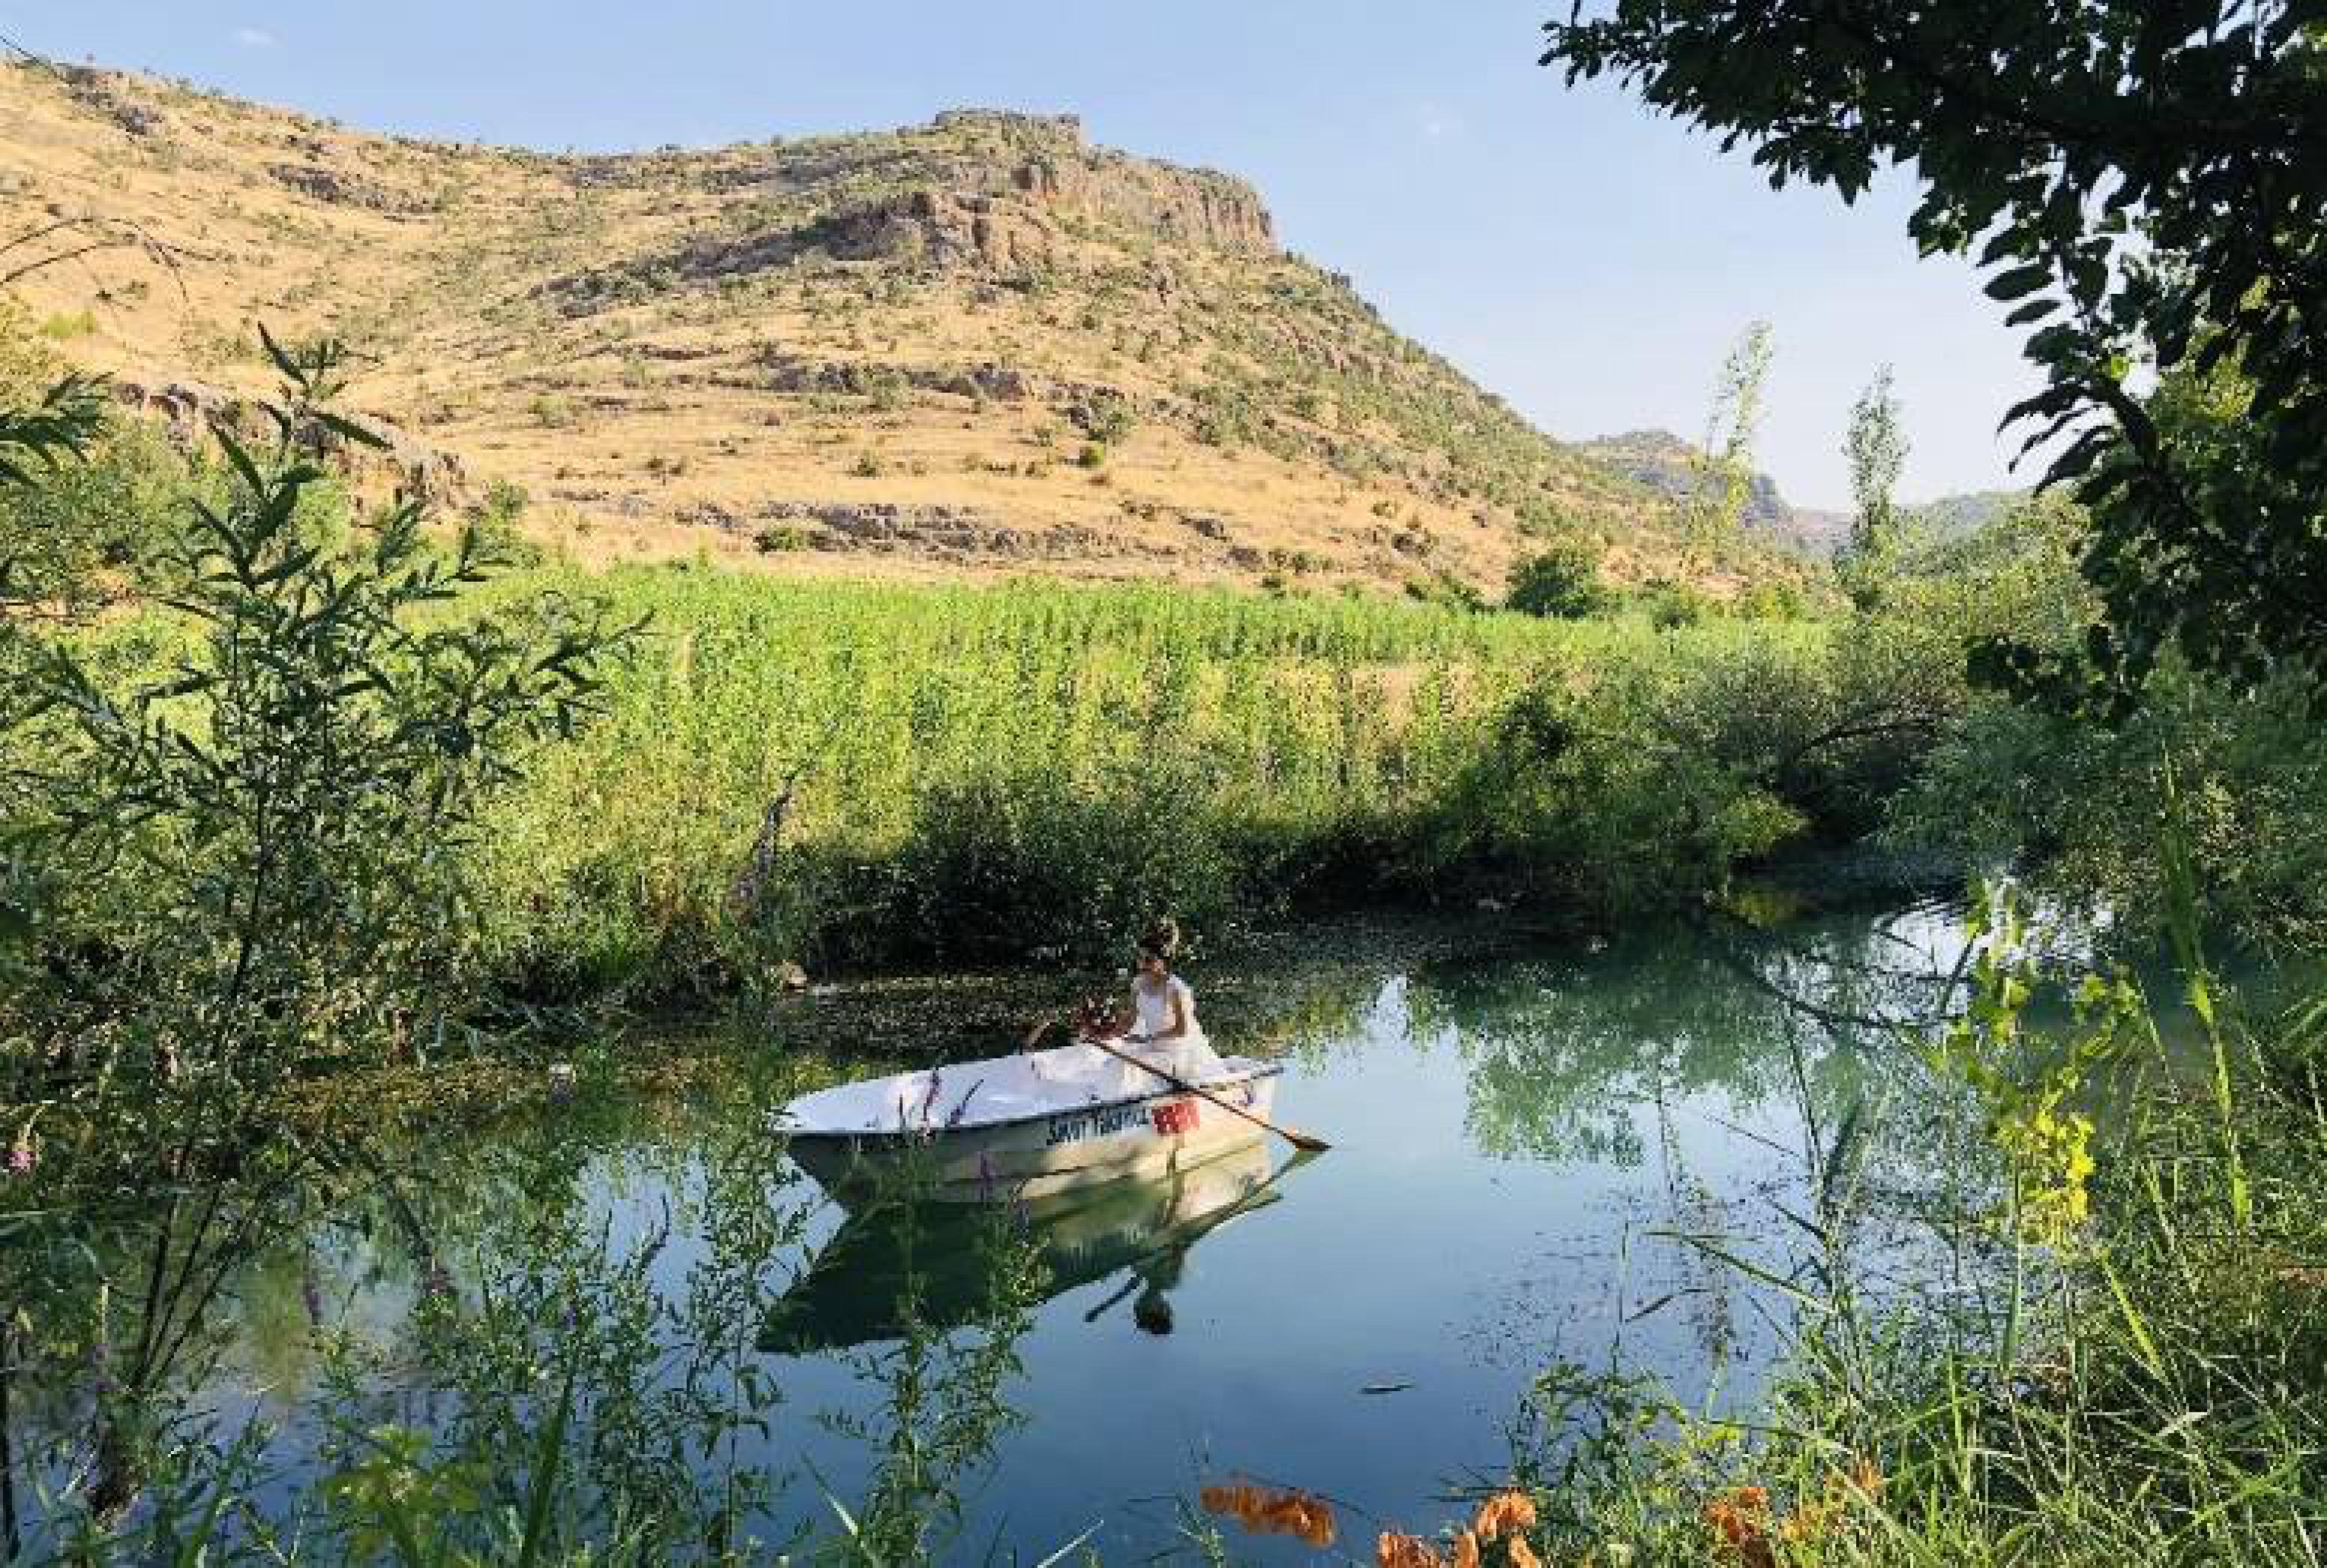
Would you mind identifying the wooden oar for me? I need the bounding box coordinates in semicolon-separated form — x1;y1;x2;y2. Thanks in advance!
1028;1020;1328;1154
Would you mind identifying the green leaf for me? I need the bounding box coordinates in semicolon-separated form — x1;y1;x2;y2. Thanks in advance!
1984;262;2051;301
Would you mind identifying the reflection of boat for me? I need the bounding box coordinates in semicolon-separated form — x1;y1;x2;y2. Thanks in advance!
777;1040;1283;1202
761;1136;1286;1353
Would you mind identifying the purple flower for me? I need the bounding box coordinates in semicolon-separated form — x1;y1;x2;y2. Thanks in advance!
5;1145;32;1176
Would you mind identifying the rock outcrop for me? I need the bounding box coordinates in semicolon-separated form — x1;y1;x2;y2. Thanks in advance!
1577;429;1794;534
548;105;1276;309
112;378;467;502
757;499;1117;561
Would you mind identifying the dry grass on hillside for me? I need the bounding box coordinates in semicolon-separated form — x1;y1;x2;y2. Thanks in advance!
0;61;1789;597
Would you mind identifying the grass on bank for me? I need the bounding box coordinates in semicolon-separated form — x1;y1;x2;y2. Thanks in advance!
452;568;1864;997
1352;888;2327;1567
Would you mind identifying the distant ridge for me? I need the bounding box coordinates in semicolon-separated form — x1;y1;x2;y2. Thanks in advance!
1577;428;2024;556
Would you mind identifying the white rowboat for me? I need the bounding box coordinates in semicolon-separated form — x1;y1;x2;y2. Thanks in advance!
762;1135;1283;1351
777;1038;1283;1201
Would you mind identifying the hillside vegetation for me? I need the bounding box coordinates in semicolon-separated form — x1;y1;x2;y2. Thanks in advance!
0;62;1795;597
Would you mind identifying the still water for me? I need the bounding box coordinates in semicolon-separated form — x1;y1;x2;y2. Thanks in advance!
195;902;1992;1561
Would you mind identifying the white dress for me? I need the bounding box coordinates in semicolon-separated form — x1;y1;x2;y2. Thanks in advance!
1133;974;1201;1044
1027;975;1224;1098
1116;974;1223;1091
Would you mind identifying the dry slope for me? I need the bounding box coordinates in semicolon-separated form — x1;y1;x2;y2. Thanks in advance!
1;61;1779;595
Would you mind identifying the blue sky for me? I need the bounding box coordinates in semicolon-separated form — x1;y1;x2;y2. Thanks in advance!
15;2;2038;508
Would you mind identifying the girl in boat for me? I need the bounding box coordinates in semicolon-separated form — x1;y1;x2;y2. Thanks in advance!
1120;919;1200;1050
1056;919;1228;1094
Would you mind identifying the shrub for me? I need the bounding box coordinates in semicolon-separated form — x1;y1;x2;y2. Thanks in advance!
1506;543;1608;619
1634;579;1709;629
1068;389;1136;445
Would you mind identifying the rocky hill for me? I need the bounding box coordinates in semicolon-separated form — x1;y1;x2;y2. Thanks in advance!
0;62;1789;595
1576;428;1854;554
1578;428;2034;557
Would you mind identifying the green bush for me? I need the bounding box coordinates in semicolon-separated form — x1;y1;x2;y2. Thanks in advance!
1068;388;1135;444
1505;543;1609;618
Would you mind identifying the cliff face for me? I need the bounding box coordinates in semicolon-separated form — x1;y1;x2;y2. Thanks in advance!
0;64;1799;596
934;110;1277;255
552;108;1277;294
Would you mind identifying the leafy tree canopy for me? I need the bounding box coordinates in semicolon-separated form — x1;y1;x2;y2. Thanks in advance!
1543;2;2327;713
1507;540;1612;617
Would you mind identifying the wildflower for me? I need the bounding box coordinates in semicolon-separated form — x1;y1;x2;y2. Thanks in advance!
1200;1482;1336;1549
1451;1530;1480;1568
1377;1531;1443;1568
1506;1540;1542;1568
1472;1490;1539;1541
5;1138;32;1176
1703;1486;1775;1568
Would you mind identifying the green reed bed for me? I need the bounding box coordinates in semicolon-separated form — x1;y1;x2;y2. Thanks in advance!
455;568;1842;998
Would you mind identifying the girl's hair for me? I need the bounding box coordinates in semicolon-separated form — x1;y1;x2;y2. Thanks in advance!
1137;917;1182;965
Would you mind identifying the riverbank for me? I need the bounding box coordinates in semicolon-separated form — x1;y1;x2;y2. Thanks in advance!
452;567;1962;1004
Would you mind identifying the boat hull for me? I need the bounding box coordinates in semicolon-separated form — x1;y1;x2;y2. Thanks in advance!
784;1065;1281;1203
762;1135;1282;1352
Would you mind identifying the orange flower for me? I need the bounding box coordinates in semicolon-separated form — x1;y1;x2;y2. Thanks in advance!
1451;1529;1481;1568
1506;1537;1542;1568
1377;1531;1445;1568
1703;1486;1775;1568
1200;1482;1336;1549
1471;1490;1539;1541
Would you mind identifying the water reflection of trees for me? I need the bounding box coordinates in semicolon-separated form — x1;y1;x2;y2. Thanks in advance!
5;1053;1047;1562
1406;908;1972;1168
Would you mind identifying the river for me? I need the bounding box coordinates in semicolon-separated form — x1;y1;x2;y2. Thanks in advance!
36;899;2040;1560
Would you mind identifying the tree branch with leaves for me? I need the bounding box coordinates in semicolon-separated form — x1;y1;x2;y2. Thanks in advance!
1543;0;2327;713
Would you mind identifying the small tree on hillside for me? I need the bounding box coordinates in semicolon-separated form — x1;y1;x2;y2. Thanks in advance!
1507;540;1610;617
